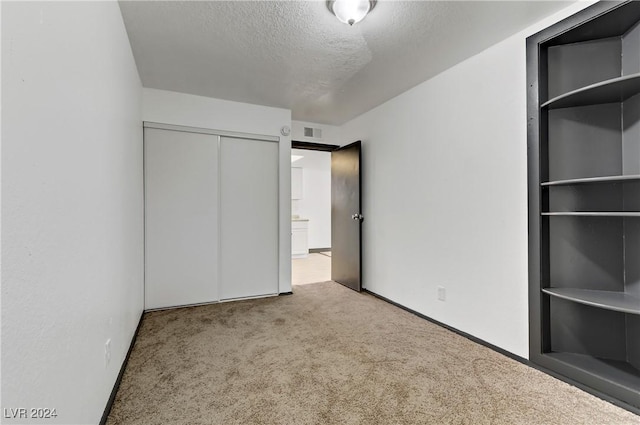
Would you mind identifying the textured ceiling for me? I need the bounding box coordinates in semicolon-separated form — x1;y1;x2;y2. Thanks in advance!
119;1;573;125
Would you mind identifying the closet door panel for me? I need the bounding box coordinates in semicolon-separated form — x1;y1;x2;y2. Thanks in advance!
144;128;219;309
220;136;279;299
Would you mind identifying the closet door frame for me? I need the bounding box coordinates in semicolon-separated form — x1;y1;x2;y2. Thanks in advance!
144;121;280;309
145;122;280;144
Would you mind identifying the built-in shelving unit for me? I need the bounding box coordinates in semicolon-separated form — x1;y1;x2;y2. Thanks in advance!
527;0;640;412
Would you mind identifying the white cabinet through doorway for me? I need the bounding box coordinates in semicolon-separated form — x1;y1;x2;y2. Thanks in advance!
292;219;309;258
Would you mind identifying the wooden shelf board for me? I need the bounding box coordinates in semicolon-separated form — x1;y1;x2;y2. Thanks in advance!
542;288;640;315
542;73;640;110
542;212;640;217
542;175;640;186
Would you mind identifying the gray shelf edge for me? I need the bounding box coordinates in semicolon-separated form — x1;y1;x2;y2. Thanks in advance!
541;174;640;186
541;72;640;109
542;352;640;392
542;212;640;217
542;288;640;315
532;352;640;413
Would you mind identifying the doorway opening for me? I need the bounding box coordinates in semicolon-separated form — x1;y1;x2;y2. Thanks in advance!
291;141;338;286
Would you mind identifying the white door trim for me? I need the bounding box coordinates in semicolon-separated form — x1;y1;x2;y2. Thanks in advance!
143;121;279;143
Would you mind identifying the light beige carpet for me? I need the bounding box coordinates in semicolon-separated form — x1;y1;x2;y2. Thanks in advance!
107;282;639;425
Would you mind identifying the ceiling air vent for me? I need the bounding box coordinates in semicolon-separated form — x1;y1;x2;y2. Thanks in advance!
303;127;323;139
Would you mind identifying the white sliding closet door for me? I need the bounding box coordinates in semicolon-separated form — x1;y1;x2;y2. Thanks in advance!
220;136;279;300
144;128;219;309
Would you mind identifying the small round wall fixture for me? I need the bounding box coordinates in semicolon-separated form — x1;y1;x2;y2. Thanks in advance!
281;126;291;136
327;0;376;26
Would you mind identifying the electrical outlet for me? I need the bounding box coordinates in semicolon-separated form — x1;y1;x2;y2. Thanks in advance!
105;339;112;367
437;286;446;302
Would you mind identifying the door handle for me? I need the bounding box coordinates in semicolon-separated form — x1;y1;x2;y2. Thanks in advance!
351;213;363;221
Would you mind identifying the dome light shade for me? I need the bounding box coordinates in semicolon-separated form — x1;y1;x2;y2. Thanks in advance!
327;0;376;26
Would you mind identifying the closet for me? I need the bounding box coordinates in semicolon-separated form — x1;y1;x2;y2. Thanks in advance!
144;123;279;310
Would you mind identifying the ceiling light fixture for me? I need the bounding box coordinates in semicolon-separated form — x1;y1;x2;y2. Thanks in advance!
327;0;376;26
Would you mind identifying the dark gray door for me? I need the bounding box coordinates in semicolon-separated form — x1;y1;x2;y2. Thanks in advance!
331;141;362;291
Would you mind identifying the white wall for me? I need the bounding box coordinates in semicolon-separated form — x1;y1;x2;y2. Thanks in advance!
142;88;293;294
2;2;143;424
292;120;340;145
340;1;594;359
292;149;331;249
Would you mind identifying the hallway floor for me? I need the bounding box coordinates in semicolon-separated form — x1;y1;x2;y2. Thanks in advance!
292;252;331;285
